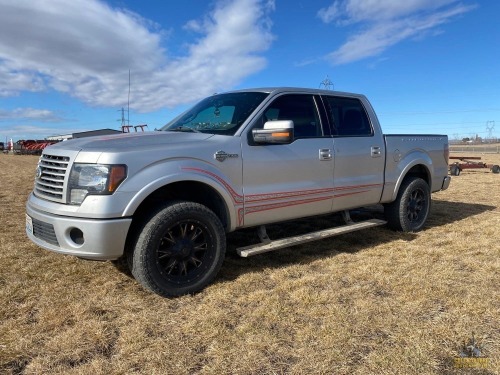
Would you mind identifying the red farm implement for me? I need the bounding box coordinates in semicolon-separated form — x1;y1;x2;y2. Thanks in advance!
13;140;57;155
449;156;500;176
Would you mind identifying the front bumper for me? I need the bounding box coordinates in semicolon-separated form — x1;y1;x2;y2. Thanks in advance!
26;200;132;260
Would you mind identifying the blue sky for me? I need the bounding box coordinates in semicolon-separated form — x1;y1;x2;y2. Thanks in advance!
1;0;499;142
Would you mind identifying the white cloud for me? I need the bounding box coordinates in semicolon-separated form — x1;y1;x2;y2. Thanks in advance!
139;0;275;108
0;63;45;97
317;2;342;24
0;108;64;122
0;0;274;111
318;0;476;65
0;125;88;140
319;0;458;24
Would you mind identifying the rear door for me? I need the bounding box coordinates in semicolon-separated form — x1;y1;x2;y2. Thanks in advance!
240;94;335;227
322;95;385;212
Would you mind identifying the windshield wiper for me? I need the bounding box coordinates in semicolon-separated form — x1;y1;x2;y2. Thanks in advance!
168;126;201;133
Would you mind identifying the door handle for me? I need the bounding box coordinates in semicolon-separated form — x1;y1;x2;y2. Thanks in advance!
371;146;382;158
319;149;332;160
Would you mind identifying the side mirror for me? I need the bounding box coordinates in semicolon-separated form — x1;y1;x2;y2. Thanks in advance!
252;120;294;144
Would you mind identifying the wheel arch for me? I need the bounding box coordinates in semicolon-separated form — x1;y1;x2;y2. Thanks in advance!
122;179;231;263
128;180;231;231
385;161;432;203
402;164;431;185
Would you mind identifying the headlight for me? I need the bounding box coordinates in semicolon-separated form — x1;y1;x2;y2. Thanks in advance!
68;164;127;205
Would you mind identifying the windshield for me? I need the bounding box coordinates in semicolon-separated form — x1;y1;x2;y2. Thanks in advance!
161;92;269;135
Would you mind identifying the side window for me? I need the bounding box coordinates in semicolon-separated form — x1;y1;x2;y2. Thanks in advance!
260;94;323;138
324;96;372;137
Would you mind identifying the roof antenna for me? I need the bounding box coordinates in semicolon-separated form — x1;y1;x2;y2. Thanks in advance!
127;69;131;126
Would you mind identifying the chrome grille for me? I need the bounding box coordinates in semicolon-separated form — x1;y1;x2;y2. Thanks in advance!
35;154;70;202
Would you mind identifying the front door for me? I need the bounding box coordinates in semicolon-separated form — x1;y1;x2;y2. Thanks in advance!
240;94;335;227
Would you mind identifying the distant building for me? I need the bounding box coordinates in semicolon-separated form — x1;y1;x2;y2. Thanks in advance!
46;128;122;141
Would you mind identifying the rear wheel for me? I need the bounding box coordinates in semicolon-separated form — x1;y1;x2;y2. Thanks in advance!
384;177;431;232
492;165;500;174
130;201;226;297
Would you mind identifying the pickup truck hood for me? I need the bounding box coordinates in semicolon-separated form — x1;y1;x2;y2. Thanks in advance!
48;131;214;152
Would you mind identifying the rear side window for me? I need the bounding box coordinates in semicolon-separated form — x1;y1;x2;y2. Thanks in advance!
323;96;372;137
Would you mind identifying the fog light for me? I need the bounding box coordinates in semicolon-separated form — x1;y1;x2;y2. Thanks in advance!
70;189;88;204
69;228;84;245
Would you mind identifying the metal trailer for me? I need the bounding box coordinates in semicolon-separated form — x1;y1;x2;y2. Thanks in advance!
449;156;500;176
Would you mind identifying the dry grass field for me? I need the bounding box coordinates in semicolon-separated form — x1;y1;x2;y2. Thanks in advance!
0;153;498;374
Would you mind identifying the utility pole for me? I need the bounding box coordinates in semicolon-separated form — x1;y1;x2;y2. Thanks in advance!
485;121;495;141
118;108;133;133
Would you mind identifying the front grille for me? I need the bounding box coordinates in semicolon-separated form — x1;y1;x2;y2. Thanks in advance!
35;154;70;203
32;218;59;247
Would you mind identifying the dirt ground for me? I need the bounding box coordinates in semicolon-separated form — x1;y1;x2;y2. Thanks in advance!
0;153;498;374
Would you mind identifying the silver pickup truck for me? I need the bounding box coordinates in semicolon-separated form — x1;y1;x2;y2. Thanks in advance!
26;87;451;297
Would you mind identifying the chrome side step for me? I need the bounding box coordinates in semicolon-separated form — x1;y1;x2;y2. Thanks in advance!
236;219;387;257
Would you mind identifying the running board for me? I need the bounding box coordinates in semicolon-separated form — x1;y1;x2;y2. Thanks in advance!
237;219;387;257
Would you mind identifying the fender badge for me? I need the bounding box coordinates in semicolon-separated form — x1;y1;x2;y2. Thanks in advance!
214;150;239;162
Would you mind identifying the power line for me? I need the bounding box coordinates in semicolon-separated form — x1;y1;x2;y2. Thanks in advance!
381;121;500;130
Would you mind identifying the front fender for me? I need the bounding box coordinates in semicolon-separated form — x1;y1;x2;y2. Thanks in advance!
121;160;240;230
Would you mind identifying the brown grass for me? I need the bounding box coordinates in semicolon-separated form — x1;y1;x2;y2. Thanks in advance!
0;153;499;374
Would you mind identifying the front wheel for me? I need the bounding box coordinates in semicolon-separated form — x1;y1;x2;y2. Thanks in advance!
130;201;226;297
384;177;431;232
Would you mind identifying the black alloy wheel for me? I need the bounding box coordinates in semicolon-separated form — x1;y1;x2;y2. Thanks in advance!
156;219;212;283
384;177;431;232
406;187;427;224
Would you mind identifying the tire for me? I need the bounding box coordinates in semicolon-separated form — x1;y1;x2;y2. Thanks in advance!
384;177;431;232
450;165;460;176
130;201;226;297
492;165;500;174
